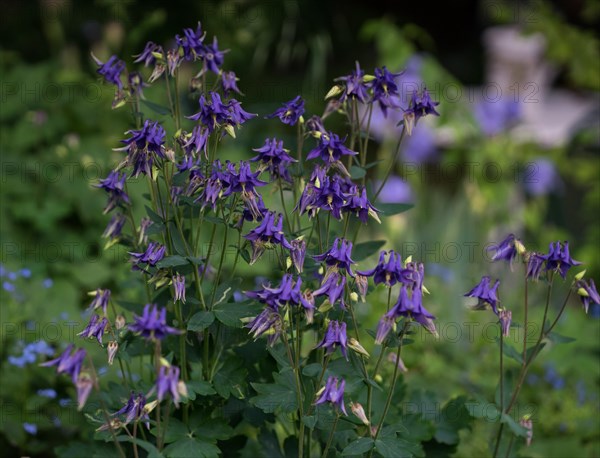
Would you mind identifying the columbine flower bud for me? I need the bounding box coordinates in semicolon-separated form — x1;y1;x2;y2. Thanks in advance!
403;112;415;136
324;85;343;100
520;415;533;447
107;341;118;365
499;309;512;337
76;371;94;411
115;314;126;330
355;274;368;302
173;274;186;304
177;380;189;399
348;337;369;358
387;352;408;373
350;401;370;425
290;237;307;274
574;270;587;281
374;374;383;384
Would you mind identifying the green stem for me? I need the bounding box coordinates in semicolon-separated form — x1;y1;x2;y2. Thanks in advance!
373;127;406;202
321;414;339;458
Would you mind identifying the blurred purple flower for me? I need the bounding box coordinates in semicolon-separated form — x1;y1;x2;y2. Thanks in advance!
474;99;520;136
523;158;562;196
375;176;414;204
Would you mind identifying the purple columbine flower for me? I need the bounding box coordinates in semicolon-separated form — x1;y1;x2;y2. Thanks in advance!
128;242;166;269
474;99;520;137
315;376;347;415
138;217;153;246
357;250;404;287
92;54;125;89
543;241;581;279
265;95;305;125
199;36;227;74
102;213;126;240
176;22;206;61
182;125;210;158
111;392;150;429
223;161;267;196
403;88;439;135
369;66;402;117
343;186;380;224
247;306;282;346
40;344;86;383
576;279;600;314
290;238;307;274
244;211;292;265
128;304;182;341
464;276;500;314
526;252;546;281
313;238;356;277
221;70;242;95
78;314;109;346
336;62;369;104
89;289;111;315
316;320;348;359
226;98;257;126
128;71;147;97
306;131;357;166
313;272;347;309
305;115;326;134
488;234;522;265
188;91;229;132
157;365;183;406
96;170;130;213
115;120;167;178
133;41;163;67
173;274;186;303
251;138;297;183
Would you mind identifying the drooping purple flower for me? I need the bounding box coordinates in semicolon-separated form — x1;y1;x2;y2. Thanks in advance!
306;132;357;166
89;289;112;315
357;250;404;287
133;41;163;67
576;279;600;314
310;174;348;220
474;99;520;136
182;125;210;158
128;304;182;341
199;36;227;74
526;252;546;281
78;314;109;346
464;276;500;314
128;71;147;97
313;238;355;277
369;66;402;116
523;158;562;196
195;160;225;210
223;161;267;196
107;341;118;365
246;274;306;310
251;138;296;183
305;115;326;134
265;95;305;125
244;211;292;265
128;242;166;269
138;217;153;246
403;88;439;135
247;306;282;346
166;48;182;76
226;98;257;126
221;70;242;95
96;170;130;213
488;234;522;265
290;238;307;274
173;274;186;304
236;193;268;228
40;344;86;383
313;272;347;309
336;62;369;104
315;376;347;415
316;320;348;359
92;54;125;89
116;120;166;178
102;213;126;239
543;241;581;279
157;365;182;406
343;186;380;224
111;392;150;428
188;91;230;132
176;22;206;61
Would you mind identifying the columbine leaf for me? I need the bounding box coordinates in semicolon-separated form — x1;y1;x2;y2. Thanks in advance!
545;331;576;344
163;438;220;458
342;437;374;455
353;240;386;261
156;255;188;269
350;166;366;179
250;370;299;414
213;302;260;328
213;356;247;399
501;413;529;437
374;437;424;458
187;311;215;331
141;99;172;116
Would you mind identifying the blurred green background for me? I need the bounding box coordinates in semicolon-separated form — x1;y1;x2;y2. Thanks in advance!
1;0;598;457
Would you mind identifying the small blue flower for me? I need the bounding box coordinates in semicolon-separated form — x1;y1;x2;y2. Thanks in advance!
37;388;57;399
19;268;32;278
23;422;37;435
3;281;15;292
42;278;54;288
